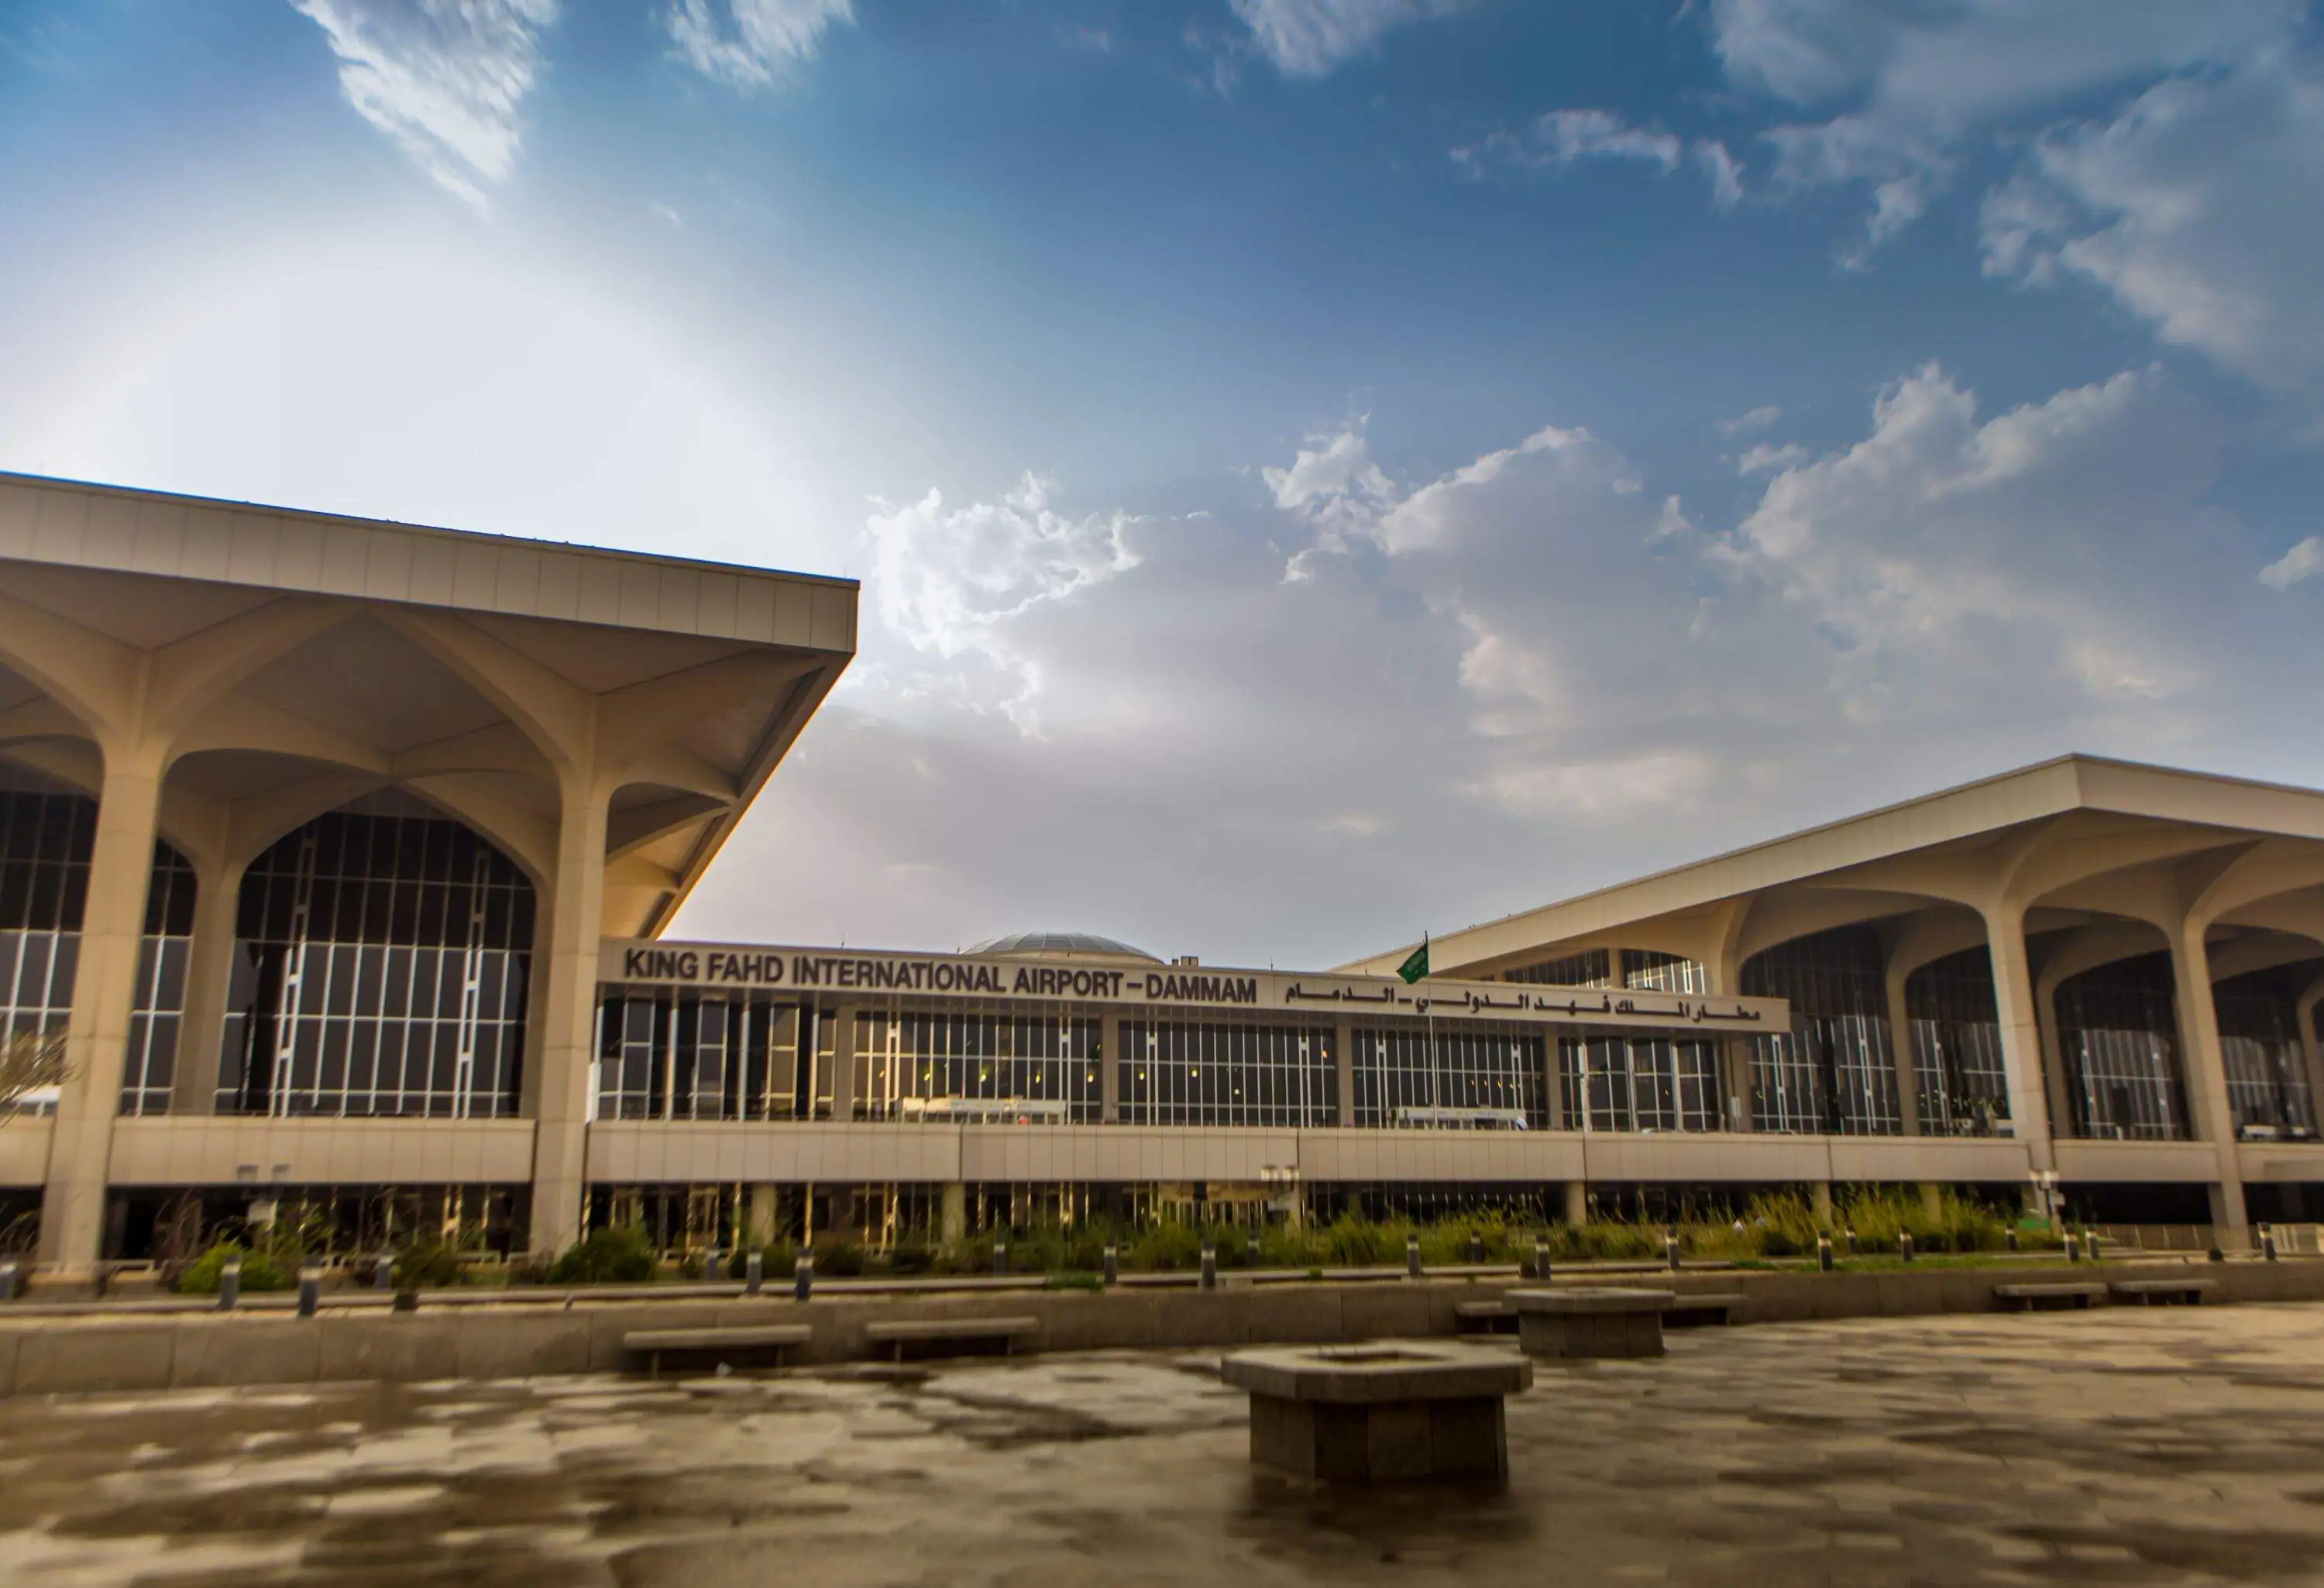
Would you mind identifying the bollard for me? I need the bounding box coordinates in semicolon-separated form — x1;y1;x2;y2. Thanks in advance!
1899;1231;1914;1265
297;1264;322;1318
2066;1229;2082;1263
1406;1233;1423;1279
993;1238;1008;1277
794;1251;813;1301
0;1260;17;1302
1844;1227;1858;1257
1102;1242;1119;1287
2082;1231;2099;1263
745;1248;764;1295
2006;1227;2020;1253
1468;1232;1484;1266
1817;1232;1834;1273
1665;1231;1681;1272
1200;1240;1218;1291
218;1256;242;1311
705;1246;722;1284
375;1253;394;1292
1533;1235;1552;1284
2263;1225;2279;1263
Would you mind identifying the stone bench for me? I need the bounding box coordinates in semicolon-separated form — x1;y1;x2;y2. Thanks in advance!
2109;1278;2216;1307
1993;1281;2109;1312
1662;1292;1745;1329
863;1316;1039;1362
1453;1301;1517;1335
1507;1287;1676;1359
1221;1342;1532;1482
622;1324;812;1377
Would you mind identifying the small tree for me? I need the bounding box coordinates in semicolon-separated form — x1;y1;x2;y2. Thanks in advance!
0;1029;68;1122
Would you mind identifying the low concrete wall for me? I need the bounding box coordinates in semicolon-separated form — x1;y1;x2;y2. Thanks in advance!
3;1260;2321;1398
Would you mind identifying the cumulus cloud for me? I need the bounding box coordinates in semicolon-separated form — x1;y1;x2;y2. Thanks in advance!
665;0;854;87
290;0;559;207
695;370;2306;966
1980;56;2324;404
1718;405;1782;437
1712;0;2299;260
1229;0;1461;78
2261;536;2323;591
863;473;1140;728
1721;361;2214;719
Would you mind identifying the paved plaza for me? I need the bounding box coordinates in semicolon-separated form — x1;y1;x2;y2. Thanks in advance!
3;1304;2322;1586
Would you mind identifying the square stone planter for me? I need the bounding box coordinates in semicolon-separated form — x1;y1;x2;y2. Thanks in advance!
1220;1342;1532;1482
1507;1287;1676;1359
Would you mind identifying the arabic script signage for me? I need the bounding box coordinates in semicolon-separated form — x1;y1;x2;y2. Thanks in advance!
600;941;1781;1032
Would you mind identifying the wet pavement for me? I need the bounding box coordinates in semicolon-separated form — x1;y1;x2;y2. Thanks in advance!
4;1304;2323;1586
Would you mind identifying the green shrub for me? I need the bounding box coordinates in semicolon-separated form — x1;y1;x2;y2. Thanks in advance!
813;1236;865;1277
886;1240;933;1274
545;1225;658;1286
1045;1271;1103;1291
175;1241;294;1294
1128;1220;1203;1272
393;1236;470;1293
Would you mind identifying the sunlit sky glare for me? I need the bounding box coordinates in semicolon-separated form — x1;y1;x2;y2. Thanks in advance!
2;1;2322;967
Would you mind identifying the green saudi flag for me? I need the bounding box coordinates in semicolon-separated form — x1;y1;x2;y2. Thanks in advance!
1396;937;1429;984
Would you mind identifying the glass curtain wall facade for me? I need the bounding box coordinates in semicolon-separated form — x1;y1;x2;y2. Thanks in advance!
596;993;801;1120
0;789;197;1116
217;802;535;1118
2052;953;2190;1140
1741;926;1903;1135
1559;1036;1722;1131
2212;967;2318;1139
854;1009;1101;1123
1119;1020;1336;1126
1504;948;1611;988
1623;950;1710;995
1350;1026;1547;1128
1903;947;2011;1136
122;845;198;1115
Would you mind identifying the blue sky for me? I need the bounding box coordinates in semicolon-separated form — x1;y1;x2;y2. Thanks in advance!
2;0;2321;965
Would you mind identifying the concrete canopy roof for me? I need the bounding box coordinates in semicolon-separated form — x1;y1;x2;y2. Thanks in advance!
0;471;856;937
1340;756;2324;986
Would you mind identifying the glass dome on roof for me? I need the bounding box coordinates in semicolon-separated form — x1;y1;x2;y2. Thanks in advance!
966;931;1159;962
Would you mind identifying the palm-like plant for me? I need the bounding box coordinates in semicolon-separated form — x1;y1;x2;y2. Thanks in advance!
0;1028;70;1121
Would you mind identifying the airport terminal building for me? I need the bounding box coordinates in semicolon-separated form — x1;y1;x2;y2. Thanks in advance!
2;473;2320;1274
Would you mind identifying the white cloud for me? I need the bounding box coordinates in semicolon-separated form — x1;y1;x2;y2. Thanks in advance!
863;473;1141;728
1737;441;1807;475
1722;362;2212;718
1229;0;1461;78
2261;536;2323;590
1717;405;1782;437
290;0;559;207
1714;0;2301;259
665;0;854;88
1694;139;1746;209
1980;56;2324;403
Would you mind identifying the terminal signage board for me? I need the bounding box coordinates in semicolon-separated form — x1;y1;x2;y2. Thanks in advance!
598;940;1782;1034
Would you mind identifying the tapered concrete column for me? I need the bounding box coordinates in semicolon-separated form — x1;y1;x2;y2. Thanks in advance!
168;858;246;1116
1100;1012;1122;1122
746;1184;778;1247
527;785;609;1257
2167;923;2250;1243
39;755;165;1273
1811;1182;1834;1223
1563;1180;1587;1226
940;1182;967;1241
1980;905;2055;1171
1333;1018;1355;1126
1883;963;1922;1135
